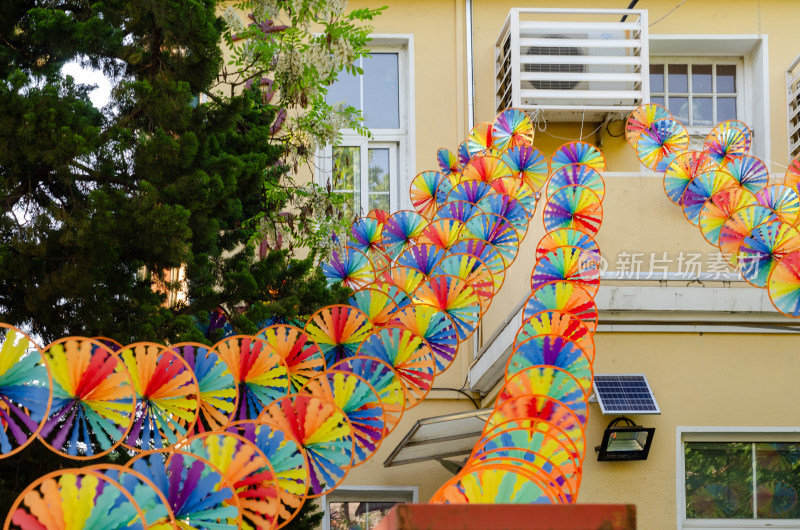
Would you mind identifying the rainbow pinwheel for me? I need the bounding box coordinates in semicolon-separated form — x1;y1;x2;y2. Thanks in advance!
530;246;600;296
304;305;373;367
500;146;549;192
118;342;199;451
434;199;483;224
260;394;355;497
625;102;671;146
128;450;240;528
551;141;606;172
756;184;800;225
329;356;405;434
462;156;513;184
523;281;598;333
477;193;529;235
322;246;375;289
90;464;176;528
449;239;507;280
411;171;451;218
6;469;148;530
547;163;605;200
535;228;600;263
514;311;594;363
181;431;281;529
39;338;136;459
214;335;290;421
418;217;465;249
448;179;497;205
705;121;750;166
718;205;777;265
224;420;310;527
543;185;603;236
490;176;538;217
457;141;470;167
738;220;800;287
397;244;447;276
681;169;740;226
727;155;769;194
381;210;429;259
170;342;237;433
636;118;689;170
505;343;592;397
689;483;740;518
466;122;494;156
390;303;459;374
301;371;385;465
0;325;50;457
483;417;585;464
256;325;326;393
434;252;497;302
356;326;435;408
437;148;460;175
348;287;401;327
786;155;800;189
488;394;586;449
492;108;534;150
500;365;589;412
379;265;428;298
431;463;561;504
663;151;718;205
464;212;520;265
414;275;482;338
461;453;571;504
757;481;798;518
698;187;758;246
768;250;800;317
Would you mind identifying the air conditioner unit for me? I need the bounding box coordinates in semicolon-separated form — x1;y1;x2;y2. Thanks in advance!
495;9;648;121
520;32;630;106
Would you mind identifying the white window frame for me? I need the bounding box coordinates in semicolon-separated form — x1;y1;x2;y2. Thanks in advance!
676;426;800;529
649;35;769;161
321;485;418;530
649;57;744;137
317;35;415;215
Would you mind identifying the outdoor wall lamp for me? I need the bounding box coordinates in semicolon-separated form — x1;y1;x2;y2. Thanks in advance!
595;417;655;461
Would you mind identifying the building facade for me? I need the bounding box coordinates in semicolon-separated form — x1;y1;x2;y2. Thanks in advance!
315;2;800;529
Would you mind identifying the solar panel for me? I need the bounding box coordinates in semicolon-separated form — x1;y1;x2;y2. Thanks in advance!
593;374;660;415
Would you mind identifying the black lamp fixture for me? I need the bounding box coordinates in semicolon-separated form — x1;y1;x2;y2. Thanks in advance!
595;417;655;461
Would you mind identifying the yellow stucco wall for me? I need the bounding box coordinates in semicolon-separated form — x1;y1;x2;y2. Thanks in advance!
267;1;800;528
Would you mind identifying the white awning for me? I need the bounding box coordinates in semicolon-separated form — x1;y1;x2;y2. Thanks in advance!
383;409;493;467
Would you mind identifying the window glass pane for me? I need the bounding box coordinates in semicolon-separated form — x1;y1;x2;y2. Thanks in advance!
368;148;390;193
717;97;737;121
327;68;361;113
651;96;665;107
685;442;753;519
693;97;713;126
717;65;737;93
667;64;688;93
670;96;689;124
332;146;361;217
755;442;800;519
692;64;713;93
650;64;664;93
365;502;400;529
330;501;367;530
363;53;399;129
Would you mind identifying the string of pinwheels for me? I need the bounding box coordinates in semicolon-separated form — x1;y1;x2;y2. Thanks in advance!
625;103;800;318
3;107;584;527
430;135;605;505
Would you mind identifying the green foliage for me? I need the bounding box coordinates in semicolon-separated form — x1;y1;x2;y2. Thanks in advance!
218;0;387;260
284;495;325;530
0;1;349;344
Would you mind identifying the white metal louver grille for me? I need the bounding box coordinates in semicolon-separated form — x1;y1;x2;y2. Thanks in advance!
495;8;649;121
787;54;800;158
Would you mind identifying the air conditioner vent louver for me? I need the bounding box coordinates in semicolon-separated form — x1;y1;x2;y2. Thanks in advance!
495;8;649;122
523;36;585;91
